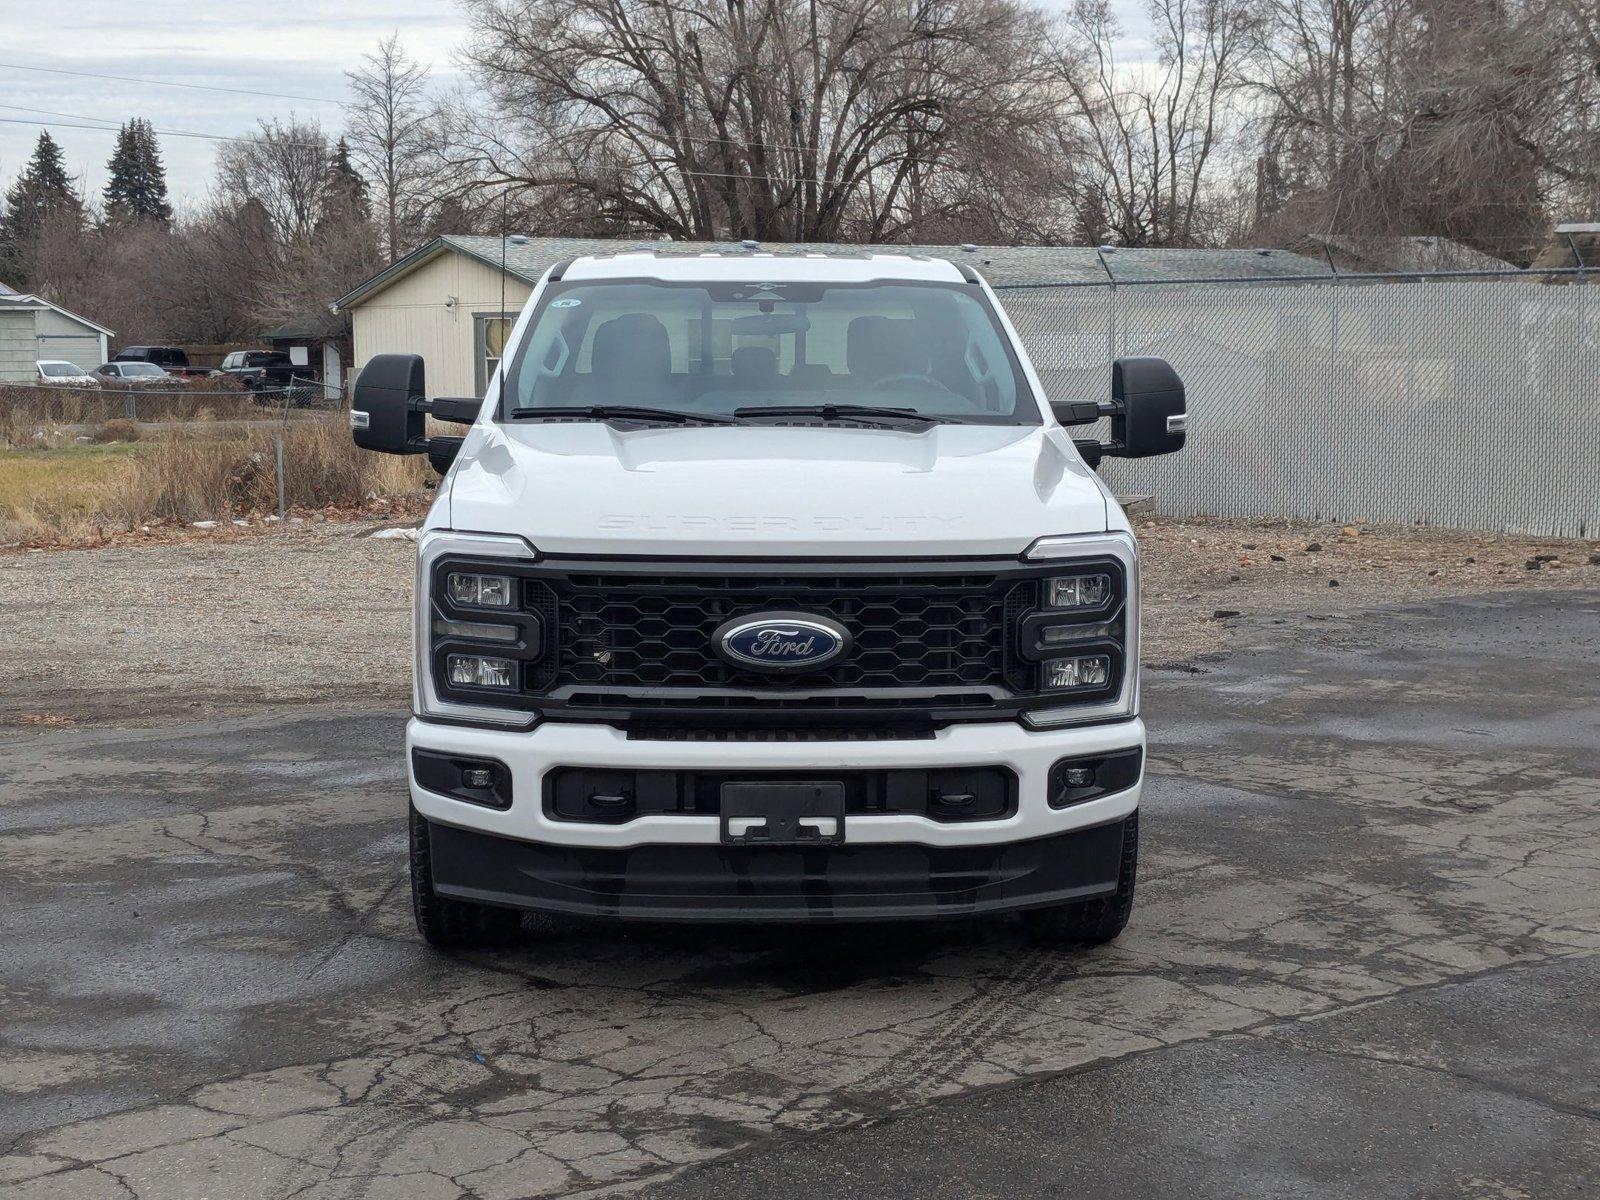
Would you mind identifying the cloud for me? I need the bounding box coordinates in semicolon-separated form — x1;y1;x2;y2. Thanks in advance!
0;0;466;207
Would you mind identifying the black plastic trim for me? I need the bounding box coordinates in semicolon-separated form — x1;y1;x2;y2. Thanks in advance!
543;765;1018;825
424;814;1132;922
412;748;513;810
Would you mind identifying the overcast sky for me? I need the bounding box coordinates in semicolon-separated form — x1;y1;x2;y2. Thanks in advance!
2;0;1151;208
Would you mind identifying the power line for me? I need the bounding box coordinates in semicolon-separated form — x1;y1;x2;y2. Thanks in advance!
0;114;326;148
0;61;345;105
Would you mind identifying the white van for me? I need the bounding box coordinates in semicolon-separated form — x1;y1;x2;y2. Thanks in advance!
350;250;1187;947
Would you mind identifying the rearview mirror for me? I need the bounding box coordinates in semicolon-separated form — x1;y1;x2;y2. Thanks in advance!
350;354;426;455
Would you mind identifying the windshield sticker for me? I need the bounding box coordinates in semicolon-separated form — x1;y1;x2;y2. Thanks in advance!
550;298;582;308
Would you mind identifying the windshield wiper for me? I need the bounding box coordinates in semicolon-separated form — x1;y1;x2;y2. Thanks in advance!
732;403;939;426
509;405;734;425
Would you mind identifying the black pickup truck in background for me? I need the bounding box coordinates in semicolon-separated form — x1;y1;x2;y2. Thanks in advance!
111;346;210;378
217;350;326;406
218;350;298;389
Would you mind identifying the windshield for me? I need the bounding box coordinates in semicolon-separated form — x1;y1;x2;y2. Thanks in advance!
499;278;1038;424
39;362;84;377
120;362;165;377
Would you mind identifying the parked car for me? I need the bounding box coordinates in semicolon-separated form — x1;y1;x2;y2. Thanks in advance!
348;249;1189;950
35;360;98;386
95;361;170;383
112;346;208;378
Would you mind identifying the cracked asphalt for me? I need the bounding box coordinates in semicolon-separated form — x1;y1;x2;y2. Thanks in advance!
1;589;1596;1199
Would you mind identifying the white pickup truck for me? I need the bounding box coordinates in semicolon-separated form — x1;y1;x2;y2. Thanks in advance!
350;249;1187;947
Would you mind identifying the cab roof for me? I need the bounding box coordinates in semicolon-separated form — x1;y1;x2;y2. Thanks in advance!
558;250;971;285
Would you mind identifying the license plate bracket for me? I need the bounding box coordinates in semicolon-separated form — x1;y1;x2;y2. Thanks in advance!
720;782;846;846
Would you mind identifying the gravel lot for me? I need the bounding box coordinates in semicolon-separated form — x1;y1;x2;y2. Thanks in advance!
1;515;1594;726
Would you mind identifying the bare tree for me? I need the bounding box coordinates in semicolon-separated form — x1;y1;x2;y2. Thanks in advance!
1241;0;1572;259
346;34;440;261
1052;0;1254;247
447;0;1061;243
215;119;331;244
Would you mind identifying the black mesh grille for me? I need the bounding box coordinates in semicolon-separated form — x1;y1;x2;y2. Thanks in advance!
535;570;1037;693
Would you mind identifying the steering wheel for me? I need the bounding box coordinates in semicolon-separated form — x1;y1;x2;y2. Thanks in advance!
873;372;958;395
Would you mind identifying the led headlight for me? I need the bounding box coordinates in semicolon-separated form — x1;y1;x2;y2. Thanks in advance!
447;654;517;689
1043;654;1110;691
448;572;514;608
1046;573;1111;611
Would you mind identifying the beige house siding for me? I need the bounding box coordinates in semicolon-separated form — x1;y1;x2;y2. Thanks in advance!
350;250;532;398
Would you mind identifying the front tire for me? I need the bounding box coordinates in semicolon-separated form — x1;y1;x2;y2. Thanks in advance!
409;807;525;948
1020;811;1138;944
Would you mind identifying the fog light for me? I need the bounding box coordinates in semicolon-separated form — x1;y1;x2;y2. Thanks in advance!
1046;573;1111;611
448;654;516;689
1043;654;1110;690
461;767;495;789
1063;766;1095;788
448;572;513;608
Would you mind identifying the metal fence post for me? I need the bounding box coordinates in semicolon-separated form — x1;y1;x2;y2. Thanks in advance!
275;433;286;526
1096;247;1118;364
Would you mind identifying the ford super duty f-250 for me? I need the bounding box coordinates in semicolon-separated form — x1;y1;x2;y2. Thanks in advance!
349;248;1188;947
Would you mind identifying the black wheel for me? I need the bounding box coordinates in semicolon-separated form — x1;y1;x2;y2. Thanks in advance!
1020;810;1139;944
409;806;525;948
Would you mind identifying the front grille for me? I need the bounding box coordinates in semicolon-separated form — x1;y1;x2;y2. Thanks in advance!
531;569;1038;693
428;553;1127;727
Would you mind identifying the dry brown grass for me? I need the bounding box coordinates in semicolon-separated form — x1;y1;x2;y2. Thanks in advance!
0;382;260;449
90;419;142;444
0;414;429;543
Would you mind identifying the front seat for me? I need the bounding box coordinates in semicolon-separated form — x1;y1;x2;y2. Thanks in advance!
583;313;674;402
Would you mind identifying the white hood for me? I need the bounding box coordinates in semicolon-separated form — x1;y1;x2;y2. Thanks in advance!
441;421;1110;557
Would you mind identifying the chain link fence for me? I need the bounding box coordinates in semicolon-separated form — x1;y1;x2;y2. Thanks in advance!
2;375;344;431
1000;269;1598;539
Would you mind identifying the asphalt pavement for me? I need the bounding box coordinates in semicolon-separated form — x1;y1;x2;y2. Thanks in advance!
0;590;1595;1199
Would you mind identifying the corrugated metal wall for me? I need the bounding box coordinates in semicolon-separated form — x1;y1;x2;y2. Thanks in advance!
1002;273;1599;538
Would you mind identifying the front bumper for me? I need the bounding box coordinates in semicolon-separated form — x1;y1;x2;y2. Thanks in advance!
410;716;1142;921
408;716;1144;848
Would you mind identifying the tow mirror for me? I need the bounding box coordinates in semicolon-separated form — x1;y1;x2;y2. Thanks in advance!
1109;357;1187;457
1051;356;1187;466
351;354;427;455
350;354;482;472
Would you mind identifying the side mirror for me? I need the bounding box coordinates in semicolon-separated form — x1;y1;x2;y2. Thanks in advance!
350;354;426;455
1107;357;1186;458
350;355;483;471
1050;357;1187;465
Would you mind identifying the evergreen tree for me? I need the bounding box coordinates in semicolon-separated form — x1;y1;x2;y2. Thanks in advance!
321;138;370;223
104;119;173;226
1;132;84;283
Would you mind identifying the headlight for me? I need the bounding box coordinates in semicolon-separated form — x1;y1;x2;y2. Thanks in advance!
1021;532;1140;728
447;654;517;689
448;572;514;607
415;531;541;727
1045;573;1111;611
1042;654;1110;691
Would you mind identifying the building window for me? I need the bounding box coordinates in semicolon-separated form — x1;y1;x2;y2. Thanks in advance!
475;313;514;396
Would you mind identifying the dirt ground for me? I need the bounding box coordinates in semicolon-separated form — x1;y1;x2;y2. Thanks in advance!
0;514;1594;727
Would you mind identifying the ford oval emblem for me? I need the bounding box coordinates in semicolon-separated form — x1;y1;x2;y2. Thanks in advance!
713;611;852;673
